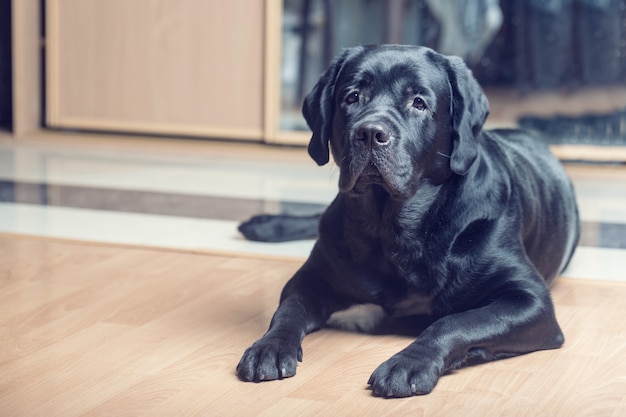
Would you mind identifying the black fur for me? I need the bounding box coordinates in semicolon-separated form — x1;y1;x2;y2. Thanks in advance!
237;45;580;397
238;213;320;242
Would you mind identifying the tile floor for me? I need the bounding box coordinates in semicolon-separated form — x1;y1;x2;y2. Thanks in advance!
1;131;625;282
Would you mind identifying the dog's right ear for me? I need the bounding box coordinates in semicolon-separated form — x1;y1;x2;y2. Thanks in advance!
303;48;360;166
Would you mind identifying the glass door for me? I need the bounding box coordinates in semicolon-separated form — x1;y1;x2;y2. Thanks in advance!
277;0;626;160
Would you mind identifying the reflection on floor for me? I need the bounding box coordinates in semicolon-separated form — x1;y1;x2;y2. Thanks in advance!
1;131;626;280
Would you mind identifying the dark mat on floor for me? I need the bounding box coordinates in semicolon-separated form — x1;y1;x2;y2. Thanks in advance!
519;107;626;146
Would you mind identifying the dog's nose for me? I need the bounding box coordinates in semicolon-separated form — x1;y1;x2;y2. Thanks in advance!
355;123;391;147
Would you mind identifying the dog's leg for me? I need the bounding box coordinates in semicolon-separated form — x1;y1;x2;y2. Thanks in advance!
238;213;321;242
368;278;563;397
237;263;348;382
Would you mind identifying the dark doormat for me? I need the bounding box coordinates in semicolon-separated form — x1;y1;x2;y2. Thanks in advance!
518;107;626;146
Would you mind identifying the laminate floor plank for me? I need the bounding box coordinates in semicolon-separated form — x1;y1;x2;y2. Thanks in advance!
0;234;624;416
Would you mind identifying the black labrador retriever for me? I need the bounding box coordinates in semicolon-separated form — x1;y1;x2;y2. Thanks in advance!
237;45;580;397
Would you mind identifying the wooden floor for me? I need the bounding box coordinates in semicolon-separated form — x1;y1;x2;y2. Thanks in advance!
1;234;625;417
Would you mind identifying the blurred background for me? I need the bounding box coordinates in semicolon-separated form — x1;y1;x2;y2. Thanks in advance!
2;0;625;160
279;0;626;146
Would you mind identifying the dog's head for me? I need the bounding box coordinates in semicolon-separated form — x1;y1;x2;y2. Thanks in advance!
303;45;489;199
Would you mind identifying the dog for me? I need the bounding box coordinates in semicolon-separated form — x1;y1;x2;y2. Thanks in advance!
237;45;580;397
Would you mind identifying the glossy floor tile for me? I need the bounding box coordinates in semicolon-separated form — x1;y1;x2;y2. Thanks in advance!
1;132;625;281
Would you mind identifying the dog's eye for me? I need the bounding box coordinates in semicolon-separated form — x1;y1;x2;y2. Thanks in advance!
413;97;427;111
345;91;359;105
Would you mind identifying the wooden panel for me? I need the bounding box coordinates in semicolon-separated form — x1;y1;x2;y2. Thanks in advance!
1;234;625;416
263;0;283;142
11;0;42;135
46;0;265;139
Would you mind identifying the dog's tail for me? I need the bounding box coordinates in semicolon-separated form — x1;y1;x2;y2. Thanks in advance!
238;213;321;242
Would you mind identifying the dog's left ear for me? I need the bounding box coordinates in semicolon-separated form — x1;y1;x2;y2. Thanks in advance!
444;56;489;175
303;47;361;166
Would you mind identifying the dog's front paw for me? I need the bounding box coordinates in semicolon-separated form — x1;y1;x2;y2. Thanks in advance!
237;337;303;382
368;352;443;397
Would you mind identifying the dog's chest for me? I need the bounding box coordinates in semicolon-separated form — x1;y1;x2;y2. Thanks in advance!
388;291;434;317
327;196;445;314
342;247;437;317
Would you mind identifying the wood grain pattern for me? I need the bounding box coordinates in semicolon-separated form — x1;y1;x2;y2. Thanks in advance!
11;0;42;135
45;0;266;139
0;234;624;416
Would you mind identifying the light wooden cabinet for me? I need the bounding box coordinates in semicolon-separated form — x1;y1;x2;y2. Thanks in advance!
46;0;270;140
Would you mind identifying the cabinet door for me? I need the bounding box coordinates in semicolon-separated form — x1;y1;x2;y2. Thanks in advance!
46;0;265;140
